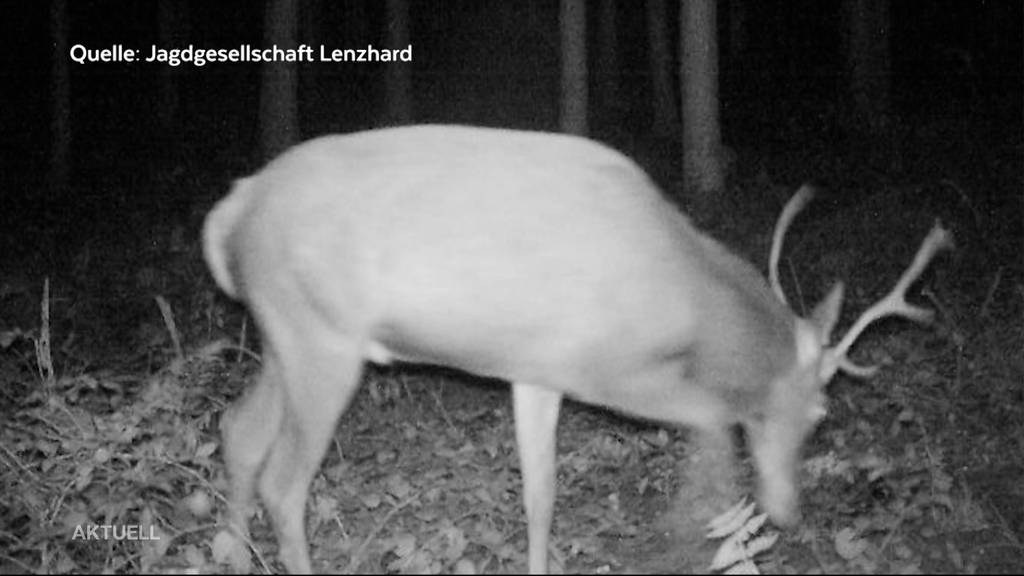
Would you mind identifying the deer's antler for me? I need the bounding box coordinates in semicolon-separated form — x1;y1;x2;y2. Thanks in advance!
822;222;954;379
769;185;816;307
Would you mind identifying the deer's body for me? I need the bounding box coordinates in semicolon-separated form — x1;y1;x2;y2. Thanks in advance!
210;126;794;423
204;125;950;573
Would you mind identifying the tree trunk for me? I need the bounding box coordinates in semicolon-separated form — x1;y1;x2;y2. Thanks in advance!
726;0;747;63
49;0;70;197
597;0;620;123
843;0;892;132
646;0;678;134
560;0;587;135
385;0;412;125
260;0;299;160
157;0;188;133
341;0;367;43
680;0;724;219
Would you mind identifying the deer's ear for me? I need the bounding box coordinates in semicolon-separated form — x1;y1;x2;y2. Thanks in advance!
811;282;844;341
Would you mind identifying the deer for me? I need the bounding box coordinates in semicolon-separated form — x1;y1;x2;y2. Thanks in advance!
202;124;952;574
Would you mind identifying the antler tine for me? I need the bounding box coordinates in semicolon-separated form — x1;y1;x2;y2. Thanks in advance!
829;222;954;375
769;185;816;306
